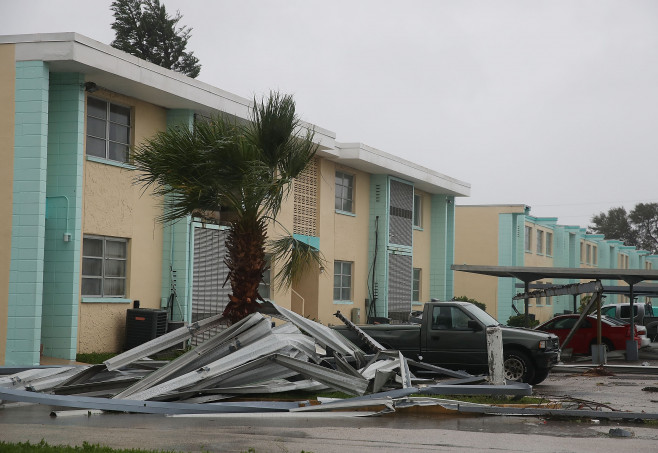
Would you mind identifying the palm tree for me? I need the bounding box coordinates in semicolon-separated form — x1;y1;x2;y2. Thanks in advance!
133;92;322;323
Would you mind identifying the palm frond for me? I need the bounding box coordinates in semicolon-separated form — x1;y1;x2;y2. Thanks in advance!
269;235;325;290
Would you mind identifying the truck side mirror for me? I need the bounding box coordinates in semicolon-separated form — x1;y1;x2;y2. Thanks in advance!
467;320;482;331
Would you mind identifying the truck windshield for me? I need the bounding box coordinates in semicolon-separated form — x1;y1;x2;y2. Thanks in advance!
463;304;500;327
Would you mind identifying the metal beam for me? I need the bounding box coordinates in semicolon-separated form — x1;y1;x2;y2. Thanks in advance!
104;313;228;371
513;281;604;300
268;354;369;396
0;387;291;415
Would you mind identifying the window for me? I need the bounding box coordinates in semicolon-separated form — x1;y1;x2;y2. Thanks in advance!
524;226;532;252
601;306;616;317
546;232;553;256
586;244;591;264
431;306;472;330
413;193;422;228
335;171;354;213
593;246;598;265
580;242;585;263
82;236;127;297
259;255;272;300
333;261;352;301
86;97;131;163
619;254;629;269
536;230;544;254
412;268;421;301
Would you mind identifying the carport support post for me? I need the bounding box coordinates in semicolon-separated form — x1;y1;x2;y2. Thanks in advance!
486;326;505;386
592;295;606;365
626;283;639;361
524;281;530;328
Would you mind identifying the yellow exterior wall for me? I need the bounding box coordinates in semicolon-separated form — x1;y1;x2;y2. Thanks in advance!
454;205;526;317
0;44;15;365
412;190;431;305
313;159;371;325
523;222;555;322
78;90;166;353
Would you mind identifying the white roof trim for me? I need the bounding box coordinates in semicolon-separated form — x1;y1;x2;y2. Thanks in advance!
334;142;470;196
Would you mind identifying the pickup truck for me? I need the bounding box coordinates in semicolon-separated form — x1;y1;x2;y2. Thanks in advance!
601;303;658;342
333;301;560;385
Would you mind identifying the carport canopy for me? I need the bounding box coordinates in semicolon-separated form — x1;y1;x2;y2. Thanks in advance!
452;265;658;360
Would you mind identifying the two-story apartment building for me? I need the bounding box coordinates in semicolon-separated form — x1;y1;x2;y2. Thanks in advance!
454;205;658;324
0;33;470;366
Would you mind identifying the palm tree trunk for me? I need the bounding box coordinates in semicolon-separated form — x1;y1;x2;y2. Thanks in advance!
222;216;267;323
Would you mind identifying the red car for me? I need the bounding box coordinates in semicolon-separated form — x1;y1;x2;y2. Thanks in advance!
536;314;640;354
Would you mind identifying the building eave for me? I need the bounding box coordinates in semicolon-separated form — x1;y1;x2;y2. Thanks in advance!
4;32;337;150
333;142;471;197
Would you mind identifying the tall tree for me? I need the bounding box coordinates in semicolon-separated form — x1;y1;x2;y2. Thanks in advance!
110;0;201;78
629;203;658;254
133;92;322;323
590;203;658;254
590;207;636;245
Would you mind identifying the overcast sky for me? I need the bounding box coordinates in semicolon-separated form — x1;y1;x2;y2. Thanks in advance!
3;1;657;228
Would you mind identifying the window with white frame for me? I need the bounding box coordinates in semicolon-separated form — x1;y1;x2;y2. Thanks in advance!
258;255;272;300
413;194;423;228
333;261;352;301
82;236;128;297
524;226;532;252
335;171;354;213
86;97;131;163
412;268;421;301
536;230;544;254
546;232;553;256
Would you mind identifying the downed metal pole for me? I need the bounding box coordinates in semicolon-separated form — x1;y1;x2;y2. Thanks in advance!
333;310;386;352
0;387;299;415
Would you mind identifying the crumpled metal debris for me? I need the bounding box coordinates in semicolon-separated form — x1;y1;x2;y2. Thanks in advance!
1;302;530;416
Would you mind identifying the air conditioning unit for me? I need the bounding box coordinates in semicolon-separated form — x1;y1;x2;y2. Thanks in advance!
125;308;168;350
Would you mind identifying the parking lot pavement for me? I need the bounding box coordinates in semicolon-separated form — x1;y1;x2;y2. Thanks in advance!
534;345;658;414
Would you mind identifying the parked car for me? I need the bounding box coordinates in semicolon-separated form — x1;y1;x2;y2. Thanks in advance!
602;315;651;348
536;314;642;354
600;303;658;341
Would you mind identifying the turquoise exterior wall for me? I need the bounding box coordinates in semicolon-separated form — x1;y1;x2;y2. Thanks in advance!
42;73;85;360
496;212;524;322
6;61;50;366
429;195;453;301
160;110;195;322
367;174;389;318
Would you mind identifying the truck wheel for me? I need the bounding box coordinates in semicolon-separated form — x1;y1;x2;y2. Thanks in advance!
503;350;535;383
529;368;550;385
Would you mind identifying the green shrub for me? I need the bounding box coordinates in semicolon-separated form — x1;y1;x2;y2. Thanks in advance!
507;314;539;328
452;296;486;312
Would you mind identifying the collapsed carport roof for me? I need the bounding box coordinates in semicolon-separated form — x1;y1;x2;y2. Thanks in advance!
451;265;658;285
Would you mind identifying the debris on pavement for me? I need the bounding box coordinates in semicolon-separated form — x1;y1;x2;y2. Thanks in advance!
4;302;658;421
0;303;533;417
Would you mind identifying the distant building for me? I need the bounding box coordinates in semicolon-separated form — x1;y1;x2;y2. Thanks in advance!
0;33;470;366
454;205;658;324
